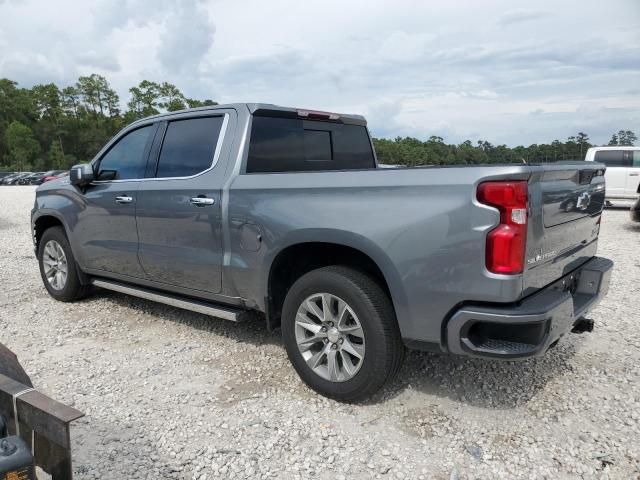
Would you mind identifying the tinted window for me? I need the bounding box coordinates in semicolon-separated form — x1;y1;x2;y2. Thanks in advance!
633;151;640;167
246;116;375;173
99;125;154;180
304;130;332;161
594;150;631;167
156;116;224;178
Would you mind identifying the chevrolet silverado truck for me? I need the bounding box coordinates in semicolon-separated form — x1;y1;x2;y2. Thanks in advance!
31;104;613;401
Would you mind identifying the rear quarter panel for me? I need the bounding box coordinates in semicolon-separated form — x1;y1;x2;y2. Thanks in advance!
227;165;531;345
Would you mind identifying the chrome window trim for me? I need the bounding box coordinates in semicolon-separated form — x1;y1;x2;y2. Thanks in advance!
92;113;229;184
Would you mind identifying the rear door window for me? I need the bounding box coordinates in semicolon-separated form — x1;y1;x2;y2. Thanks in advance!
246;116;375;173
594;150;631;167
155;116;225;178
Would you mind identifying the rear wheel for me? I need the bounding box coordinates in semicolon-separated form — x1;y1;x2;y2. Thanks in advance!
282;266;404;402
38;226;91;302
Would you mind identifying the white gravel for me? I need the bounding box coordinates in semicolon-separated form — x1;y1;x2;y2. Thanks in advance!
1;185;639;479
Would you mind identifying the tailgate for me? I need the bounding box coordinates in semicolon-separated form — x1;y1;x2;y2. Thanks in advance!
523;162;606;294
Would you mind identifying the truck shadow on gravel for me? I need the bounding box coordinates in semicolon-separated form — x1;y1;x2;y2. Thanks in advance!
379;342;579;409
93;290;284;348
89;290;580;409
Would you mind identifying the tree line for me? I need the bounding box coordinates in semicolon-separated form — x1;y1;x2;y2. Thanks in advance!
0;75;636;171
0;75;216;172
373;129;635;167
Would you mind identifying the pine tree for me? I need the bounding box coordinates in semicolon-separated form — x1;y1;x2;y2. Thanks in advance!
4;121;40;171
48;140;66;169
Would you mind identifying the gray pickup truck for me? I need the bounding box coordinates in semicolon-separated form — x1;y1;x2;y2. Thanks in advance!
31;103;613;401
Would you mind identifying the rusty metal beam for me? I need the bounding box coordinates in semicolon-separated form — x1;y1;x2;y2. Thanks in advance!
0;373;84;479
0;343;32;387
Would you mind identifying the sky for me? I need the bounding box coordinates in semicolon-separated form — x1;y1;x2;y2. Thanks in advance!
0;0;639;146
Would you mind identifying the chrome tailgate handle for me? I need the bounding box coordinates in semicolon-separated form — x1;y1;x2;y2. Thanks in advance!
190;196;215;206
115;195;133;204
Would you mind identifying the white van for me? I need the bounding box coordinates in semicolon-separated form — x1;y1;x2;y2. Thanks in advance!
585;146;640;202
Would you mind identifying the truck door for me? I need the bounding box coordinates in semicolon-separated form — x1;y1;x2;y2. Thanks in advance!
135;112;231;294
76;123;157;277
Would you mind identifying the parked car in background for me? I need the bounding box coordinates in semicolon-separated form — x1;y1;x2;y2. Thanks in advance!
585;146;640;204
17;172;38;185
0;172;15;180
17;172;44;185
42;170;68;183
28;172;48;185
27;170;66;185
15;173;32;185
2;172;31;185
1;173;21;185
32;103;613;401
631;197;640;223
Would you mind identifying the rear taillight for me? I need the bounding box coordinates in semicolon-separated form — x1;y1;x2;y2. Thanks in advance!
477;181;528;275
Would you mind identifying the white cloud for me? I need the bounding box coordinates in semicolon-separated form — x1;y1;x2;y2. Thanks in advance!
77;50;121;72
378;31;437;62
0;0;639;146
157;0;215;73
498;9;549;26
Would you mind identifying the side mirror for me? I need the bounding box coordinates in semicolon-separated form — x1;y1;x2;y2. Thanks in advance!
69;164;94;187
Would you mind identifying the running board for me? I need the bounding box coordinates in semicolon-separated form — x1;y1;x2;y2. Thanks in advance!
90;279;246;322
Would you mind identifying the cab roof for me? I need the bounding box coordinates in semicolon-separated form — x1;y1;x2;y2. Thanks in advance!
131;103;367;127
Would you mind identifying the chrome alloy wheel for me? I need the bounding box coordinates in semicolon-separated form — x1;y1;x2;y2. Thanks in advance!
42;240;68;290
295;293;366;382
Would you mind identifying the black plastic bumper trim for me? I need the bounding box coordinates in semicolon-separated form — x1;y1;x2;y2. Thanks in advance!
447;256;613;359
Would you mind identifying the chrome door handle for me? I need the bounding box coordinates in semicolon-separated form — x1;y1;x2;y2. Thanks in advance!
629;173;639;176
115;195;133;204
190;197;215;206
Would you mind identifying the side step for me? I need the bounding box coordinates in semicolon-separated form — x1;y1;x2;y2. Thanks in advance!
91;279;247;322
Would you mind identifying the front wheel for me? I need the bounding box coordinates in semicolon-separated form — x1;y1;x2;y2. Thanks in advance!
282;266;404;402
37;226;91;302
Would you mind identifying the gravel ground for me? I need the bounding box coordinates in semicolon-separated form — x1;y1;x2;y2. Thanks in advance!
1;185;639;479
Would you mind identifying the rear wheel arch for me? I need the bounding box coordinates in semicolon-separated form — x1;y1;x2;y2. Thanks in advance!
265;240;405;330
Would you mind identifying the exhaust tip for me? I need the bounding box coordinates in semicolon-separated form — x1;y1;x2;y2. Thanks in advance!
571;317;594;334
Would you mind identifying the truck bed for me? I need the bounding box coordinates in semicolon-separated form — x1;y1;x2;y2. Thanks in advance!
228;160;605;347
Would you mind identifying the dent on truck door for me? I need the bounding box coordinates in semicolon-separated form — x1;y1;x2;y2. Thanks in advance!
135;115;228;294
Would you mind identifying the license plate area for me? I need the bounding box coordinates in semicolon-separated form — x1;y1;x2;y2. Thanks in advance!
548;257;613;317
549;270;581;295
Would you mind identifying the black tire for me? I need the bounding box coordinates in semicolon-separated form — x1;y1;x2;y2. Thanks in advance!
282;266;404;402
37;226;91;302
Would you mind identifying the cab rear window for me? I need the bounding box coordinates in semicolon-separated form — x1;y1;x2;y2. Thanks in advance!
246;116;375;173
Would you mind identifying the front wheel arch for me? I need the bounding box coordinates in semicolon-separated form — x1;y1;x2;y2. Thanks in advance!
33;214;90;285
